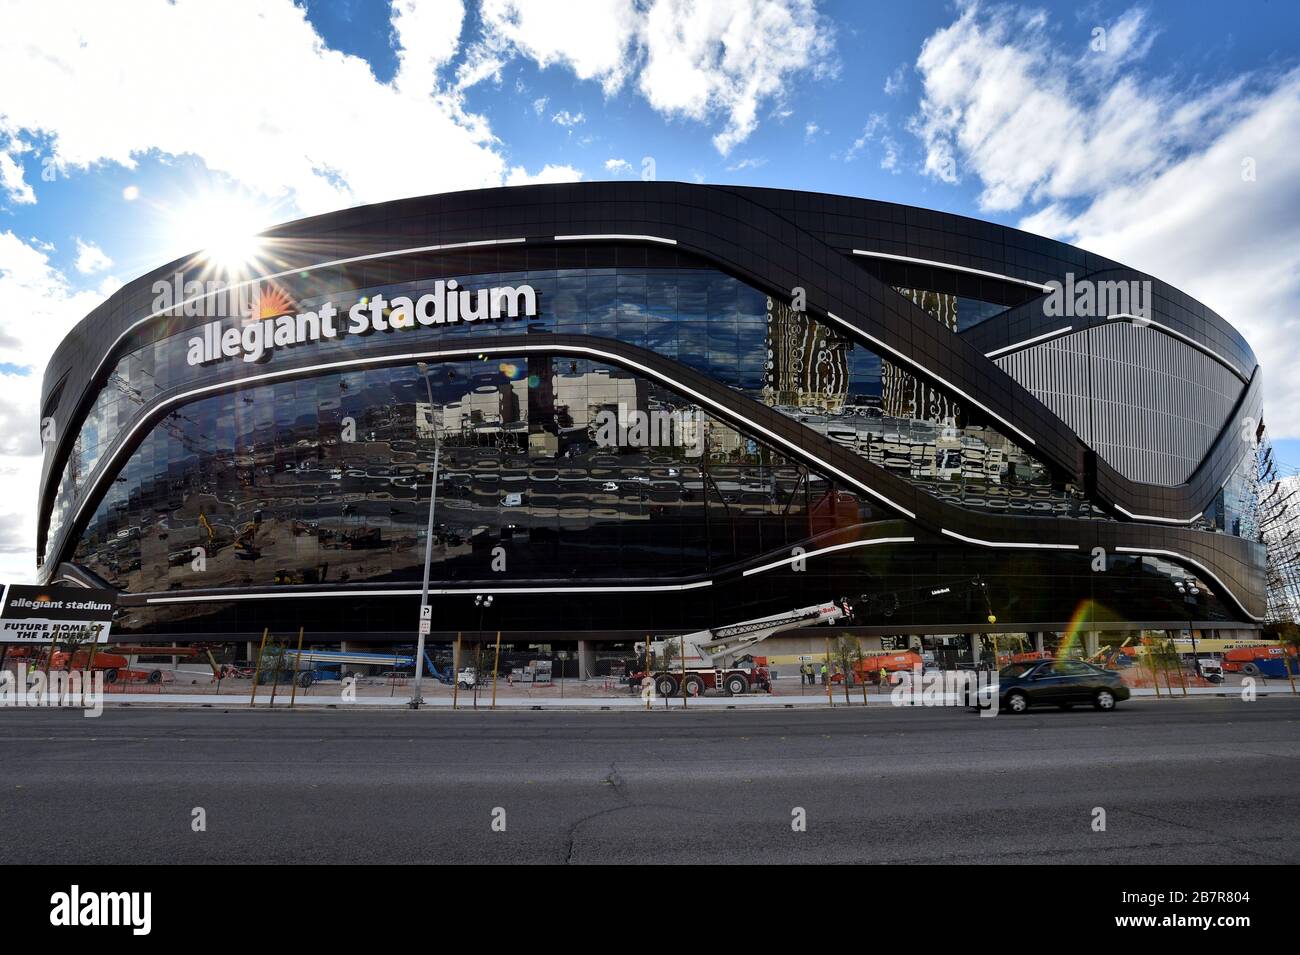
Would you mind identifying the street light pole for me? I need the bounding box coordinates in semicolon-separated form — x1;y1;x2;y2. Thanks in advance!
411;362;441;709
473;594;493;709
1175;577;1202;677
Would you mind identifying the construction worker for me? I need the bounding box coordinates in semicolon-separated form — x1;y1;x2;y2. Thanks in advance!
879;666;888;691
819;662;828;685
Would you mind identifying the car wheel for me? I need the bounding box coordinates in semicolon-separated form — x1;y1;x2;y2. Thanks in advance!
724;674;749;696
1094;688;1116;711
655;674;679;698
1005;691;1028;714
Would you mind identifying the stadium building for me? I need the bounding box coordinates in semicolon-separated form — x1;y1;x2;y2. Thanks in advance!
36;183;1268;663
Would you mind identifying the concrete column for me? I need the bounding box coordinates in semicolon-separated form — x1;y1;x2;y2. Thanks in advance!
244;641;256;662
1085;631;1100;658
968;633;981;666
577;640;596;680
1033;632;1045;653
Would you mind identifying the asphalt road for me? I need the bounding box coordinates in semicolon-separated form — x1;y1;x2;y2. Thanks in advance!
2;697;1297;864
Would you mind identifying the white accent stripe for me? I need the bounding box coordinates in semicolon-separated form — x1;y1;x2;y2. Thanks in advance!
73;237;530;437
826;311;1038;447
984;326;1073;358
741;536;915;577
145;580;714;604
1107;314;1242;378
851;249;1052;292
1114;546;1263;622
59;342;918;565
1112;504;1204;526
555;233;677;245
941;528;1079;550
143;535;922;603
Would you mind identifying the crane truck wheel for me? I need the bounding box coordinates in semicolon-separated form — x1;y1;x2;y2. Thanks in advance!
655;674;679;698
103;668;118;684
683;674;705;697
724;674;749;696
1241;662;1260;676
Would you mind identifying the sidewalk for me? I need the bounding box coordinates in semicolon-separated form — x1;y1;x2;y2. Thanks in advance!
41;683;1300;710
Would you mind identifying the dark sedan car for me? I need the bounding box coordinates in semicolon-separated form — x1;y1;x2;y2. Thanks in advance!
991;659;1130;713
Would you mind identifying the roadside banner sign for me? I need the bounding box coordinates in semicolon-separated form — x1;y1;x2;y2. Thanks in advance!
0;584;117;645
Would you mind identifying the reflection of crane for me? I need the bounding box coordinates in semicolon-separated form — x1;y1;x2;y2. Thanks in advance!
234;520;262;560
198;512;215;546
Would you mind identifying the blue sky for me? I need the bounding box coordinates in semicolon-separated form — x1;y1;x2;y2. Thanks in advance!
0;0;1298;577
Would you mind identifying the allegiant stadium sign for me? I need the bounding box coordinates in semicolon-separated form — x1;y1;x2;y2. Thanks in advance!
181;280;538;366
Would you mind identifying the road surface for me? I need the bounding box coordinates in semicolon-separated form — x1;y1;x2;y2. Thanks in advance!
1;697;1297;863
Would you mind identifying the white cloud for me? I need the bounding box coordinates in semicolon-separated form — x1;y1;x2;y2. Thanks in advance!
726;157;767;171
390;0;468;96
532;96;549;115
910;3;1248;212
505;163;583;185
0;147;35;204
0;0;565;219
842;112;887;162
911;2;1300;440
457;0;639;94
0;231;115;578
0;373;43;580
883;62;908;96
462;0;838;155
879;136;901;173
0;231;106;374
73;238;112;275
551;109;586;127
604;158;635;175
804;121;820;142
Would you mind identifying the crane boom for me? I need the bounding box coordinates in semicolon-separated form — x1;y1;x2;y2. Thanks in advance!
651;600;849;670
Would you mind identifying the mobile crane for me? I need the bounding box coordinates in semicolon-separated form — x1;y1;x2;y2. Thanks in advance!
629;599;851;697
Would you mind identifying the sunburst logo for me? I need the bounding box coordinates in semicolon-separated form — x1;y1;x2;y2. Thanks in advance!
255;282;295;320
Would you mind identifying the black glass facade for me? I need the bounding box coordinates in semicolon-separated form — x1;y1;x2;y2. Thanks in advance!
73;353;884;593
37;182;1268;640
49;265;1110;553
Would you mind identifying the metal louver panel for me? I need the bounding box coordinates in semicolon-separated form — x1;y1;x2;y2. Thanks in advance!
996;323;1241;485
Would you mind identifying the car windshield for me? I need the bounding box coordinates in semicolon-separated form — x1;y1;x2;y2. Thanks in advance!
999;662;1037;679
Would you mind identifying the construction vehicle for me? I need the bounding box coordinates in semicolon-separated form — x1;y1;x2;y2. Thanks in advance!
1221;645;1298;678
851;649;925;683
279;647;455;687
48;644;224;684
629;599;851;697
1195;657;1225;683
